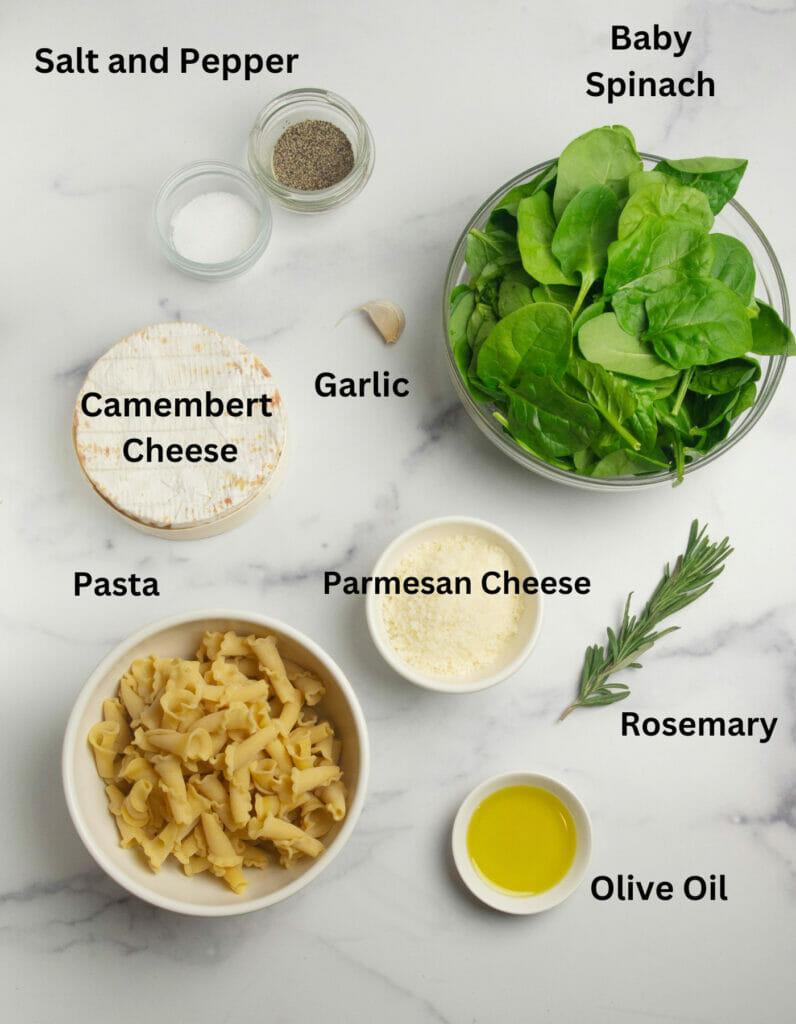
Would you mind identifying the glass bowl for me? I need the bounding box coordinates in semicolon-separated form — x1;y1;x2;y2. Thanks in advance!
248;88;375;213
154;161;272;280
443;156;790;490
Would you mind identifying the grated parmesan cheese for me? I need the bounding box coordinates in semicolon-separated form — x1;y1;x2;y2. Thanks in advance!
379;533;524;679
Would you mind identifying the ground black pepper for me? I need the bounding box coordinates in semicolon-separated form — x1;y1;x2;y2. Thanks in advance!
272;119;355;191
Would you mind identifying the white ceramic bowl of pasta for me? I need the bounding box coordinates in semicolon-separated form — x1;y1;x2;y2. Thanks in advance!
365;516;543;692
62;610;369;916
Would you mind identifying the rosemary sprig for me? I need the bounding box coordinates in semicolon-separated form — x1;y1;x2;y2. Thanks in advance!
559;520;733;721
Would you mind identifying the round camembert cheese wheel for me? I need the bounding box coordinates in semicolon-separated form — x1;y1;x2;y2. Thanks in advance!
74;323;287;532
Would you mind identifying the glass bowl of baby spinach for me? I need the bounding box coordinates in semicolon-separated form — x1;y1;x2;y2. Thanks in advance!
444;126;792;489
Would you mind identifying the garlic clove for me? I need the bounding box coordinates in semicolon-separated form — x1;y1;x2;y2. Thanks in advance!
338;299;406;343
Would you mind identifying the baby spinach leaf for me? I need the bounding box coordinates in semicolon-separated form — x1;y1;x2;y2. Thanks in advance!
552;184;619;317
573;448;597;473
686;388;750;447
532;284;579;310
732;380;758;418
655;392;694;436
589;424;623;458
452;337;471;378
644;278;753;369
689;357;760;395
494;411;578;469
626;398;660;453
477;278;501;315
620;374;680;401
573;298;607;335
695;419;733;451
466;301;497;348
578;312;677;380
486;209;518;235
687;378;753;450
558;369;590;404
476;255;521;290
501;374;601;458
605;216;713;333
490;163;558;221
610;289;648;336
469;311;493;352
465;228;519;286
528;162;558;196
628;169;669;194
613;125;638;147
466;311;502;404
498;268;536;318
448;285;476;376
591;394;659;457
709;234;755;305
466;304;499;396
449;293;499;407
654;156;748;214
567;355;640;449
517;192;576;285
591;448;669;477
465;230;493;280
466;376;502;404
605;216;713;296
553;125;642;220
449;285;474;335
469;311;490;348
617;180;714;240
749;300;796;355
488;167;559;233
697;391;742;428
476;302;572;388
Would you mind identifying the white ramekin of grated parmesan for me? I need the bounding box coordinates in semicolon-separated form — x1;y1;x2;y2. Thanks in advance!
365;517;543;692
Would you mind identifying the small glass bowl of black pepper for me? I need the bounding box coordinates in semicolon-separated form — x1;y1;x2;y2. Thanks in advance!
248;88;375;212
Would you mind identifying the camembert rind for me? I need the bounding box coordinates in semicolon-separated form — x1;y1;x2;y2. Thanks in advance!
74;323;287;534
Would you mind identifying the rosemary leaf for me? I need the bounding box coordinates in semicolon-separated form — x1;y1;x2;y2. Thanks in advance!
559;520;732;721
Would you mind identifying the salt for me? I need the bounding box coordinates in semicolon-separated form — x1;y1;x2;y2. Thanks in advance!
170;191;260;264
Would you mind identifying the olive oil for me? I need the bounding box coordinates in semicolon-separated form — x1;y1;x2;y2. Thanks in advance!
466;785;576;896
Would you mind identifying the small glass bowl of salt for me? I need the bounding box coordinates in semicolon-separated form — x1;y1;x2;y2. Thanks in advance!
154;161;272;279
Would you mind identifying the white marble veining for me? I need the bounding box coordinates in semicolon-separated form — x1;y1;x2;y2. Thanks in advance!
2;1;795;1021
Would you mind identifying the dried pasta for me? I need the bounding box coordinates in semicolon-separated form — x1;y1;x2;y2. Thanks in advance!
87;630;347;894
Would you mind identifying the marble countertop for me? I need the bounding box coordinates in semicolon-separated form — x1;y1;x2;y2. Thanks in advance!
3;1;794;1021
